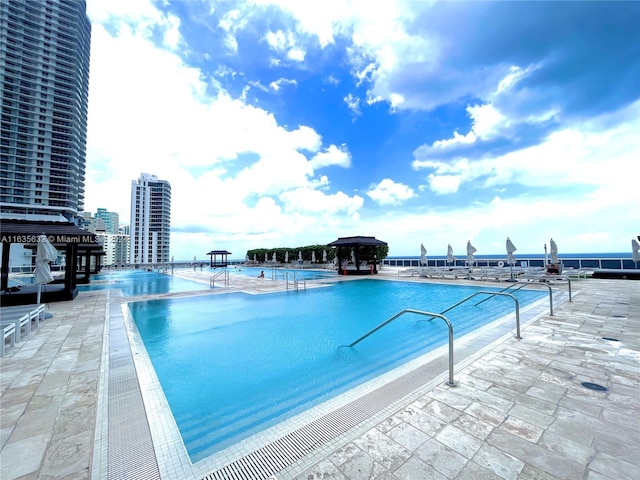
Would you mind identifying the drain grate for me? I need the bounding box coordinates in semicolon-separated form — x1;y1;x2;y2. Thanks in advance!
108;303;161;480
580;381;608;392
202;365;444;480
601;337;619;342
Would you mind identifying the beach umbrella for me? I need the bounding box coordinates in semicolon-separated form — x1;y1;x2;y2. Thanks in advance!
323;250;327;263
447;244;455;266
298;251;302;262
351;248;356;264
285;251;289;263
506;237;517;266
420;243;427;266
466;241;477;267
34;234;58;304
550;238;558;264
253;254;256;262
265;251;268;263
311;251;316;263
272;252;276;263
506;237;517;281
632;238;640;268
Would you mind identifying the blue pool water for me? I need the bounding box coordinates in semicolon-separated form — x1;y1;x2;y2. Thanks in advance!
79;270;209;296
131;279;545;461
226;265;335;280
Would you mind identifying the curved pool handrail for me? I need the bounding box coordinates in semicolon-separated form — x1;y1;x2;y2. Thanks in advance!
344;309;456;386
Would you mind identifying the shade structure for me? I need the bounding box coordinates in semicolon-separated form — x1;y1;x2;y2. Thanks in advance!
34;234;58;303
506;237;517;265
632;238;640;266
420;243;427;266
466;241;477;267
550;238;559;264
447;244;455;265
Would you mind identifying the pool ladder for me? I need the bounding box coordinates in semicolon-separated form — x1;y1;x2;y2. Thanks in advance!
343;291;526;386
283;270;306;290
209;270;229;288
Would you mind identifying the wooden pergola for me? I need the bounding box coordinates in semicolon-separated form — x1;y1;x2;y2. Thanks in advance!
206;250;232;268
327;236;387;275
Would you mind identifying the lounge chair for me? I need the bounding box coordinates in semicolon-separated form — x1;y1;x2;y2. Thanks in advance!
0;312;31;343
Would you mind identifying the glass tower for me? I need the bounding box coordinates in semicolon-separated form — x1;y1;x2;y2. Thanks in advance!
0;0;91;222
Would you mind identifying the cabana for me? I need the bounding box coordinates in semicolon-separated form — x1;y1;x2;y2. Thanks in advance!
206;250;231;268
327;236;387;275
1;219;98;305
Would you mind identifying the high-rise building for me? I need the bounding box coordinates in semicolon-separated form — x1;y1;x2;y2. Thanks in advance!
0;0;91;223
130;173;171;264
95;207;119;234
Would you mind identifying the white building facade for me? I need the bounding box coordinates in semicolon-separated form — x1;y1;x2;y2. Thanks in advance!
95;232;129;267
129;173;171;265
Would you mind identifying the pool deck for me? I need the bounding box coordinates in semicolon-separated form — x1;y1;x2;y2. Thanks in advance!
0;268;638;479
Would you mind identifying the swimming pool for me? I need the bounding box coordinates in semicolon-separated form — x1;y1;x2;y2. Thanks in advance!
79;270;210;296
130;279;545;462
226;265;335;280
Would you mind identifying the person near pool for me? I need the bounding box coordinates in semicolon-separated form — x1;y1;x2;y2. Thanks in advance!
258;270;265;278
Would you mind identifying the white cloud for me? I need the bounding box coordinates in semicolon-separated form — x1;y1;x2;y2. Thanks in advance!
264;29;305;62
269;78;298;91
309;144;351;169
366;179;415;205
84;10;366;259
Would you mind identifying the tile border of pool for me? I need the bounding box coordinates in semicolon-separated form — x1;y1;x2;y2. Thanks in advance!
95;280;561;480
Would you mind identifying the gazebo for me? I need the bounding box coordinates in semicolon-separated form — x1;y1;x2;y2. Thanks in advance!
206;250;232;268
327;236;387;275
0;219;98;305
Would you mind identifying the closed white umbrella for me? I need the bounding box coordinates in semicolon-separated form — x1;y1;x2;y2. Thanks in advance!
311;251;316;263
466;241;477;267
550;238;558;264
253;254;256;262
34;234;58;304
447;244;455;266
272;252;276;263
506;237;517;281
506;237;517;266
285;251;289;263
632;238;640;267
420;243;427;266
265;251;268;263
351;249;356;264
298;251;302;262
322;250;327;263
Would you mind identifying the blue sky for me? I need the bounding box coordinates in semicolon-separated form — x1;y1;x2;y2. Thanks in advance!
84;0;640;260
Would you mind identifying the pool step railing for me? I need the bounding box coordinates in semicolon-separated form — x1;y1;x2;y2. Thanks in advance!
426;291;522;339
210;270;230;288
474;282;528;306
284;270;306;290
343;309;456;386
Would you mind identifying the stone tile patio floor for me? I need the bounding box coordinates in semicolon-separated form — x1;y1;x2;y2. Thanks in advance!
0;274;638;479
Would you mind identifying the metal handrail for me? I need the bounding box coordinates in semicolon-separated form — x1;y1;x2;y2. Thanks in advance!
284;270;306;290
474;282;527;306
426;291;521;339
345;309;456;386
209;270;229;288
